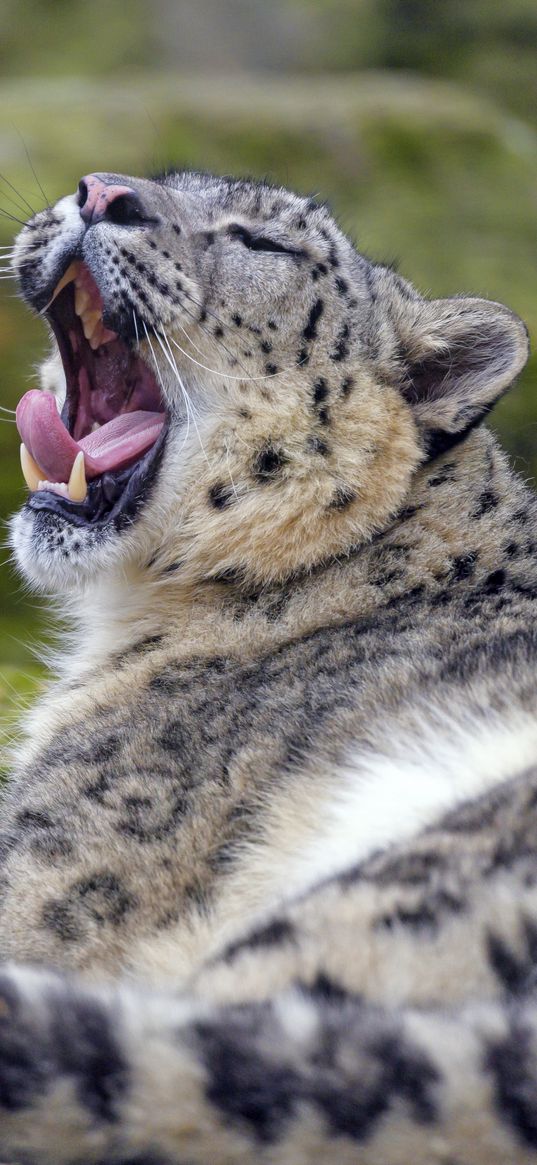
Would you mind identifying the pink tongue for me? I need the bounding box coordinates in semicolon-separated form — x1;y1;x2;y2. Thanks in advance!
16;391;165;482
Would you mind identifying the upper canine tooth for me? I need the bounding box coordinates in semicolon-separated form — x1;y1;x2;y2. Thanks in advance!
68;451;87;503
20;443;45;492
75;287;91;315
47;261;81;308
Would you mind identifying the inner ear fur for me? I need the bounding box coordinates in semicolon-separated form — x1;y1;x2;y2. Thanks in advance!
395;294;529;447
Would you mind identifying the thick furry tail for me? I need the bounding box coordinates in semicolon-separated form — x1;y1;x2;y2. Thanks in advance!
0;966;536;1164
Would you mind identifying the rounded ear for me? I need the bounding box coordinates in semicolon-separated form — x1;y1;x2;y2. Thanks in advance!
395;295;529;456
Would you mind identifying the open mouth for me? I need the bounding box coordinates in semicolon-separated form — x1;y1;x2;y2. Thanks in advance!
16;260;167;527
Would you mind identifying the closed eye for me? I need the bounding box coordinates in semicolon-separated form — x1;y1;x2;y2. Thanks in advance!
228;224;302;257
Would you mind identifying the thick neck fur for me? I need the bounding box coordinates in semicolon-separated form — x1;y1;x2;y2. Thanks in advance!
55;428;532;684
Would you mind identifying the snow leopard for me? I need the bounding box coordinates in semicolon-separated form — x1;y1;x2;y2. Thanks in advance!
0;169;537;1163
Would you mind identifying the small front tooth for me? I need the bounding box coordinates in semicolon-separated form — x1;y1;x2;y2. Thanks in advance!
38;480;69;496
68;451;87;503
20;443;45;491
82;310;101;340
75;286;91;315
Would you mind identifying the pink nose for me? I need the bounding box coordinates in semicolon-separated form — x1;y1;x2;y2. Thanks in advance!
78;174;136;225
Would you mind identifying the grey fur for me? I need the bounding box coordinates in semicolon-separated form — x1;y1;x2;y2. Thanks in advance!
0;171;536;1163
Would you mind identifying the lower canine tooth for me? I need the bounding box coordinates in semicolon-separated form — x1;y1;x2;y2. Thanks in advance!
68;451;87;503
20;443;45;491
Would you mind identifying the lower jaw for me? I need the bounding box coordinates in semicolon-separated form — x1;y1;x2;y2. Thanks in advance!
26;422;169;531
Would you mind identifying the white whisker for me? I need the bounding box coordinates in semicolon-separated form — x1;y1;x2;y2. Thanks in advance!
155;330;192;455
168;333;305;383
157;327;209;464
159;328;201;421
156;326;211;467
141;321;166;396
177;301;253;378
143;320;200;477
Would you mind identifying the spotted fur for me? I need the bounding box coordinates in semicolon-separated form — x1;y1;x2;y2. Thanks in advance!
1;170;536;1162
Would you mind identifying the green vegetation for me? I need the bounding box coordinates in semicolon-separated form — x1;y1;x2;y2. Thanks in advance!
1;0;537;721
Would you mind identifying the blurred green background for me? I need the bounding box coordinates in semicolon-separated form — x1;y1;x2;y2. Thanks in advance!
1;0;537;732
